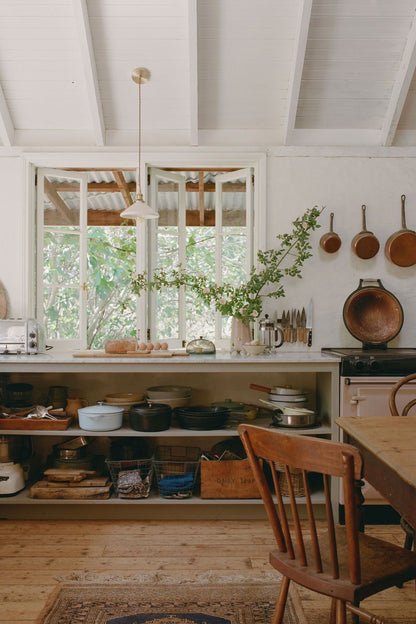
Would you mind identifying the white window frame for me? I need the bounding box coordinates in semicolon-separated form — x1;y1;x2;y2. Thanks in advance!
27;152;266;352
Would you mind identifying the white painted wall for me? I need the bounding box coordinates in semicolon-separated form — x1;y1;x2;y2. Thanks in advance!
267;155;416;349
0;157;25;317
1;152;416;350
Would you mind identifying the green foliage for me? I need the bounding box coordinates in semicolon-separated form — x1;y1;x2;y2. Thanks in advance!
131;206;322;325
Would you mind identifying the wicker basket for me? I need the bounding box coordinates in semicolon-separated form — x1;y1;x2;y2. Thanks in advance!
274;462;305;497
106;458;153;499
153;445;201;499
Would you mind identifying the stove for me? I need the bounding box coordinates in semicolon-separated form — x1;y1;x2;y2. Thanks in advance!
322;347;416;376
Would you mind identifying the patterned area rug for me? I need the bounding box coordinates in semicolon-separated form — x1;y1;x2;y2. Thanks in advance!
36;582;305;624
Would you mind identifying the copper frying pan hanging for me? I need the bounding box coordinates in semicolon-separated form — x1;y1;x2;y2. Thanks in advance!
319;212;341;253
385;194;416;267
351;205;380;259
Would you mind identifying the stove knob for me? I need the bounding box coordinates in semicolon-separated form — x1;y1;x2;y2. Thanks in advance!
354;360;365;372
29;341;37;349
369;359;380;372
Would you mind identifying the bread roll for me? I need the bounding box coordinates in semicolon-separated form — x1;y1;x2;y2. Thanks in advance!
105;338;137;354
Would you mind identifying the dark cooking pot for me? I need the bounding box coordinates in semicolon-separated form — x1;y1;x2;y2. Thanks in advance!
174;406;229;431
343;279;403;349
129;402;171;432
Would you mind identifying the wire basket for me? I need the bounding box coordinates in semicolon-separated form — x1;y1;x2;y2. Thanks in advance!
274;462;305;497
106;458;153;499
153;445;201;499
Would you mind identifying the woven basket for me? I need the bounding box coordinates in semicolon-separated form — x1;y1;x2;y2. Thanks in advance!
274;462;305;497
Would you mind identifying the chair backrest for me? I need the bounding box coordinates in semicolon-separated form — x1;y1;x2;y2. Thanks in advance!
238;424;364;584
389;372;416;416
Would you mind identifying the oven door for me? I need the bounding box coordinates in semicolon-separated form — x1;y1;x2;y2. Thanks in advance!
340;376;416;505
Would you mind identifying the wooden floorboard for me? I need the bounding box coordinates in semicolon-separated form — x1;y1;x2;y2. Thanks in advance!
0;519;413;623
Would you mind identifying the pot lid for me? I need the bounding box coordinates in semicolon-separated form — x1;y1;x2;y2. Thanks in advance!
211;398;245;410
79;404;124;415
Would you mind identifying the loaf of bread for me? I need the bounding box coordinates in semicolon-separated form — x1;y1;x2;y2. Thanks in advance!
105;338;137;354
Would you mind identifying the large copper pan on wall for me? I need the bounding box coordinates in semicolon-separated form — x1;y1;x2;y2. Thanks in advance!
343;279;403;349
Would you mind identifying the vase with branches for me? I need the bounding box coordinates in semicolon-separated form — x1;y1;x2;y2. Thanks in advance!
131;206;322;347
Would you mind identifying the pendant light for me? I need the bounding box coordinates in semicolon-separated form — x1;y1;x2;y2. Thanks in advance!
120;67;158;221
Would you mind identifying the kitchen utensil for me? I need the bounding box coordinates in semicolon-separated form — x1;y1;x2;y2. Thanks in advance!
146;385;192;400
319;212;341;253
306;299;313;347
5;383;34;407
65;397;88;421
300;308;306;343
343;279;403;348
78;403;124;431
0;283;7;319
174;406;229;430
249;383;305;395
186;337;216;354
0;461;25;495
242;343;266;356
385;194;416;267
258;314;283;349
129;402;172;432
47;386;68;409
351;205;380;259
271;410;318;428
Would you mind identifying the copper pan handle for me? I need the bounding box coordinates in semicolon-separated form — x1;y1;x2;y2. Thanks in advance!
249;384;271;393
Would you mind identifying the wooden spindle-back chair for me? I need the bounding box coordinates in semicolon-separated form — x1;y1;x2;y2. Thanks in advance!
238;424;416;624
389;372;416;551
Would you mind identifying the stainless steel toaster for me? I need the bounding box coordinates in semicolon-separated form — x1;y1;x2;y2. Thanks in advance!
0;318;46;354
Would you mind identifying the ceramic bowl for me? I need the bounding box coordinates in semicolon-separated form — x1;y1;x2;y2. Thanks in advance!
242;344;266;356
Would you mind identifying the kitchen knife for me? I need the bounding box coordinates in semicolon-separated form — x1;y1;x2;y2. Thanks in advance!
306;299;313;347
301;307;306;343
296;309;301;342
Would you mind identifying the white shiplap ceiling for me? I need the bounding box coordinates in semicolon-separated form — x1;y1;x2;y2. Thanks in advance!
1;0;416;150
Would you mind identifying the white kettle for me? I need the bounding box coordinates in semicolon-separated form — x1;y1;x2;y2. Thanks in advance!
0;462;25;496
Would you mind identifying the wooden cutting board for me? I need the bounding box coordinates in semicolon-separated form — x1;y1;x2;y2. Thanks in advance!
30;481;112;499
38;477;109;488
72;350;189;358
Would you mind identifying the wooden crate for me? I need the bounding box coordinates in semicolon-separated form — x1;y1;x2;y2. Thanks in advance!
200;459;260;499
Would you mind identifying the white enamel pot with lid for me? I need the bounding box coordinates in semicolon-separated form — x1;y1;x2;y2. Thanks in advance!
78;403;124;431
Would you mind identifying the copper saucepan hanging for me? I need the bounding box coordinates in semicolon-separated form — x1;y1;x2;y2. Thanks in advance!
319;212;341;253
343;279;403;349
385;194;416;267
351;205;380;259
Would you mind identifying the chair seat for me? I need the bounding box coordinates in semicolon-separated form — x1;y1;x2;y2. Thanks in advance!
270;526;416;603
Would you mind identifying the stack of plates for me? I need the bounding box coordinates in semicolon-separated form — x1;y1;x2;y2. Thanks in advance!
145;385;192;410
267;386;308;409
104;392;144;414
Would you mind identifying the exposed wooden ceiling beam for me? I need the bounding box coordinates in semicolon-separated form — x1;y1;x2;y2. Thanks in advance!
112;171;134;207
0;82;14;147
188;0;199;146
284;0;313;145
72;0;105;146
381;10;416;146
44;179;76;225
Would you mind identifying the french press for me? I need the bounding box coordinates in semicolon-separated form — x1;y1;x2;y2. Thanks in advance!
259;314;283;350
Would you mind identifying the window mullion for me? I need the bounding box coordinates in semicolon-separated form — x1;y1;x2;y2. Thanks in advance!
178;177;187;343
214;180;223;343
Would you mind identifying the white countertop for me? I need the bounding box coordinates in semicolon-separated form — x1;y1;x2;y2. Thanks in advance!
0;349;341;373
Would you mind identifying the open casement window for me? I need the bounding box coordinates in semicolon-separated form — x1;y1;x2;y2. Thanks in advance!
36;168;138;351
36;168;88;350
146;167;254;350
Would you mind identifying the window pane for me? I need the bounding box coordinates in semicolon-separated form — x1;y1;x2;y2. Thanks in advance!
155;288;179;338
42;175;80;227
43;231;80;285
44;287;80;339
87;226;136;350
222;228;247;285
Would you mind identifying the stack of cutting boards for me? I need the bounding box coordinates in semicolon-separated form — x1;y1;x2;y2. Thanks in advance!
30;468;112;500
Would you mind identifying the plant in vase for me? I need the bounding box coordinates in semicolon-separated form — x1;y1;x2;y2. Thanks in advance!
130;206;322;351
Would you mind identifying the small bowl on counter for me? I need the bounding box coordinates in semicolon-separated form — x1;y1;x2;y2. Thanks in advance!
241;343;267;356
78;403;124;431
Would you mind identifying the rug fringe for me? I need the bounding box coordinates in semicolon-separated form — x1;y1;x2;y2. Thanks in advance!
54;570;281;585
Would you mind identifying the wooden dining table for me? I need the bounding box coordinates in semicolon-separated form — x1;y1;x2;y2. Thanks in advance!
336;416;416;529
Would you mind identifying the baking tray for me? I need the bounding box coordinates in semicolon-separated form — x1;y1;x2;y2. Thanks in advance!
0;415;72;430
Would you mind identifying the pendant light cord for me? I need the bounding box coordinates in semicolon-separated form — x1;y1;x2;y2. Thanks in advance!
138;78;142;197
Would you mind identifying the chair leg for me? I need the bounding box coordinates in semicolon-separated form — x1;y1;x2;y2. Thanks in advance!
329;598;337;624
335;600;347;624
272;575;290;624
